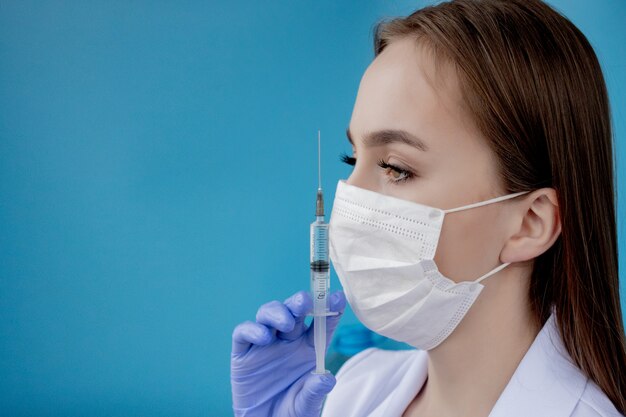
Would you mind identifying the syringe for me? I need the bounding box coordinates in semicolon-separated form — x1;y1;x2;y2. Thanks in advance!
310;130;337;375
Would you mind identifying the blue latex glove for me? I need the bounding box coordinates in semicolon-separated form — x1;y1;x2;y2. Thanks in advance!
231;290;346;417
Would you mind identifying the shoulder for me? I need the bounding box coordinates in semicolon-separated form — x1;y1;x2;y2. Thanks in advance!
472;309;624;417
321;348;426;417
571;378;624;417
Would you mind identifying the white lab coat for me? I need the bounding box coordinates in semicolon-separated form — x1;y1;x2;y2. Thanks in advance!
321;308;623;417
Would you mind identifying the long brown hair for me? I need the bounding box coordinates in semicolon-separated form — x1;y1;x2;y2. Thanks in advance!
372;0;625;411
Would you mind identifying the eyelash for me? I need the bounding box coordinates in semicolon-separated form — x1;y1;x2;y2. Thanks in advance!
339;152;417;184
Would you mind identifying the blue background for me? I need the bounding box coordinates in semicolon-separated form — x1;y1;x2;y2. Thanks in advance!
1;1;624;415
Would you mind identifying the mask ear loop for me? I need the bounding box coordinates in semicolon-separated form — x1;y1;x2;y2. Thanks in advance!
442;190;530;214
441;190;531;283
474;262;510;283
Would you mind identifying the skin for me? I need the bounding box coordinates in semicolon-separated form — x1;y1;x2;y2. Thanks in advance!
345;36;562;417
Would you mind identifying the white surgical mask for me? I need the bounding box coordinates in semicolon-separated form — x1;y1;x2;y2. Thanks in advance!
328;179;530;351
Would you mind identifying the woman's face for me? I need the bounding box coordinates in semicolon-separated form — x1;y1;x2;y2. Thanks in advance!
345;37;512;282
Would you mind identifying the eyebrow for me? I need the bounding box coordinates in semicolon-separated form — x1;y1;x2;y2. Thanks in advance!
346;127;429;152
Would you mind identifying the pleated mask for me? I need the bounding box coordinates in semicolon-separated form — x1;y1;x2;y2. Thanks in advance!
328;179;529;350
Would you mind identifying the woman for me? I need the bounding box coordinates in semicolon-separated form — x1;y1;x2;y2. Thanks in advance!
230;1;626;416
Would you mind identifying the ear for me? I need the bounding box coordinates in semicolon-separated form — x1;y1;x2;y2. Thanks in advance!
500;188;561;263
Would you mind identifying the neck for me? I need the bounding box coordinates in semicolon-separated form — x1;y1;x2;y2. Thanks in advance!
408;264;541;417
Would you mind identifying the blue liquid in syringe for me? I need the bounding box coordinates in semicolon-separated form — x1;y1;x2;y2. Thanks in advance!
311;223;329;263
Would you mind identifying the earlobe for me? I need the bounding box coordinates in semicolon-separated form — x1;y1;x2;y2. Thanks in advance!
499;188;561;264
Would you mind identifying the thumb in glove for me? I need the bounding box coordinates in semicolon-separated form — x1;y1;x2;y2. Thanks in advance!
293;372;336;417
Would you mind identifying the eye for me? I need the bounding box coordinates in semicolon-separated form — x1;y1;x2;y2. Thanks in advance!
339;152;417;185
339;152;356;166
377;159;416;185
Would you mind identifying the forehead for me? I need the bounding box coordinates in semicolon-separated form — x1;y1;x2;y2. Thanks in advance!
350;37;481;153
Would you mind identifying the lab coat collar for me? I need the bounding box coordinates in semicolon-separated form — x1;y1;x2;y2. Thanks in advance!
488;305;588;417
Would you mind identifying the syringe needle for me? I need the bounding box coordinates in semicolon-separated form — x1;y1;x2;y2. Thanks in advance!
318;130;322;191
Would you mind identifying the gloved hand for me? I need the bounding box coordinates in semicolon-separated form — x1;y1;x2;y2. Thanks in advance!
231;290;346;417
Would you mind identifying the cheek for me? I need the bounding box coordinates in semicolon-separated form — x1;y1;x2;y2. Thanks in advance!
433;207;506;282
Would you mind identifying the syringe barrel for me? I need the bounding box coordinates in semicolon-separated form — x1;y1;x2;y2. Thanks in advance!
310;219;329;263
310;220;330;315
311;270;330;315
